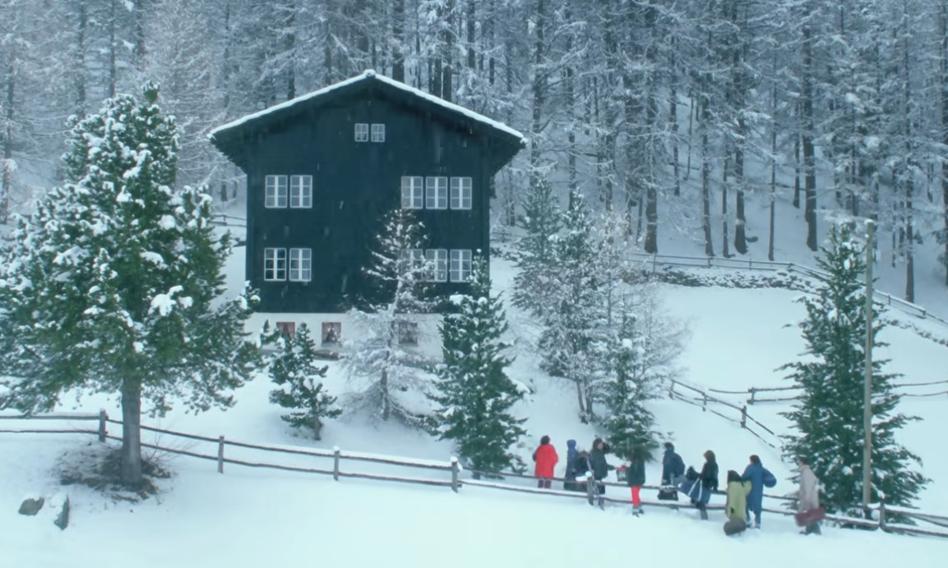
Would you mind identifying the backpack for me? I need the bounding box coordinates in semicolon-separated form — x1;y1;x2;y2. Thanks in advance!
762;469;777;488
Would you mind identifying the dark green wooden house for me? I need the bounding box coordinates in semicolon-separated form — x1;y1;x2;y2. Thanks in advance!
210;70;524;313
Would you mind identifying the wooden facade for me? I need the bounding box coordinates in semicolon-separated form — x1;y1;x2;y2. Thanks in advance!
210;71;524;313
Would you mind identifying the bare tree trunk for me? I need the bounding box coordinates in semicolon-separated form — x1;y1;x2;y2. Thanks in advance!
1;54;14;223
802;9;818;251
108;0;117;97
722;156;731;257
133;0;146;73
942;1;948;286
120;376;143;487
528;0;546;193
769;51;778;261
700;92;714;257
466;0;476;70
392;0;406;81
669;36;680;197
286;3;296;100
441;0;455;101
75;0;87;116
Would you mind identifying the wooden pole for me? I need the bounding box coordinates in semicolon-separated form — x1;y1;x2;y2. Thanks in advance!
217;435;225;474
450;457;460;492
585;473;595;506
862;220;875;516
333;446;341;481
97;410;107;442
740;405;747;429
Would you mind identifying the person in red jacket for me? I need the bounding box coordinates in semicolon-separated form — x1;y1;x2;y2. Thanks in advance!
533;435;559;488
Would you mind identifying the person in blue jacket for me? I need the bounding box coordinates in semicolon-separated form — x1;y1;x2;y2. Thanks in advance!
741;454;768;528
661;442;685;485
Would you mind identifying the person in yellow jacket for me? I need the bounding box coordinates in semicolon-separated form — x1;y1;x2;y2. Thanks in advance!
724;470;752;534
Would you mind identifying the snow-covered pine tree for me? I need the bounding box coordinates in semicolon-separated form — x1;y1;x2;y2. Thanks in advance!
267;323;340;441
512;176;560;318
0;84;261;488
343;207;432;426
781;223;927;516
538;191;605;422
599;290;683;462
429;257;527;475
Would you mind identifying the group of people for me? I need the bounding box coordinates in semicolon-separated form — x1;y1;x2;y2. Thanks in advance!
532;436;823;535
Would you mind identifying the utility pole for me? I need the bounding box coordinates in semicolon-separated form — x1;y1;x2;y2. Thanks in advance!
862;219;875;517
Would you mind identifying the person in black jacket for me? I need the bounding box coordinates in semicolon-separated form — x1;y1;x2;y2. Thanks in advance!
589;438;613;493
661;442;685;486
626;451;646;515
695;450;719;520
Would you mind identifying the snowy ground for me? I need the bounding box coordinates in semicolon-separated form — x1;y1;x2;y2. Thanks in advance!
4;203;948;565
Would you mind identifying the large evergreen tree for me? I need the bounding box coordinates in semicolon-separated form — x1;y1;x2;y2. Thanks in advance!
0;84;260;487
343;208;432;426
600;291;681;462
267;323;340;441
538;192;605;422
429;257;527;475
781;223;927;515
512;176;560;318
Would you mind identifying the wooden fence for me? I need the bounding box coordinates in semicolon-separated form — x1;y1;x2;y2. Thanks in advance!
667;379;780;448
628;252;948;327
707;379;948;406
1;411;946;538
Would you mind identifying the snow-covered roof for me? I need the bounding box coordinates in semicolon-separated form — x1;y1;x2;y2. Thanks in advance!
209;70;525;142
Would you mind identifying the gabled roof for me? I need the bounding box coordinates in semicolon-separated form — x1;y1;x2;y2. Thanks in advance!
209;70;525;169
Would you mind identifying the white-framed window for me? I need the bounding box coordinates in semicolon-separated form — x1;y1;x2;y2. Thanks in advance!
264;248;287;281
425;176;448;210
400;248;425;275
275;321;296;338
400;176;424;209
371;123;386;143
288;248;312;282
449;249;472;283
450;177;473;210
290;175;313;208
354;123;369;142
426;249;448;282
322;322;341;345
265;175;288;208
396;320;419;346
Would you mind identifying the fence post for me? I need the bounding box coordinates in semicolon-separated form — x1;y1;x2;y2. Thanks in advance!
450;457;460;493
740;405;747;429
707;257;712;268
652;254;657;274
585;473;595;506
333;446;341;481
97;410;107;442
748;388;756;405
217;436;225;474
668;380;675;399
702;392;707;412
879;501;887;531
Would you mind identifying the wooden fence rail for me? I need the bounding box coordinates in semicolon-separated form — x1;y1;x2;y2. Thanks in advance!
1;411;945;539
628;252;948;327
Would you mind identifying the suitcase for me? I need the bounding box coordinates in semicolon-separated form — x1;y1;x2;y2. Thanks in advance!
794;507;826;527
724;518;748;536
657;486;679;501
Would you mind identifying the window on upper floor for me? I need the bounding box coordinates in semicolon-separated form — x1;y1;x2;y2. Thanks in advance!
264;248;287;281
426;249;448;282
450;177;472;210
400;176;424;210
290;175;313;208
288;248;312;282
265;175;288;208
354;123;369;142
449;249;472;283
371;123;386;143
425;176;448;210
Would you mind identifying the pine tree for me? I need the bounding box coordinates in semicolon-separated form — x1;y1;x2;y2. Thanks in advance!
512;176;560;317
429;257;527;475
343;208;432;426
267;323;340;441
0;84;261;487
781;223;927;516
538;192;605;422
600;290;683;462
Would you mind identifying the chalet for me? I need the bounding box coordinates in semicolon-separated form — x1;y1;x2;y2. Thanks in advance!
209;70;523;341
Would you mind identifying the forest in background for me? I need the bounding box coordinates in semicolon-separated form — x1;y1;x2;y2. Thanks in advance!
1;0;947;300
